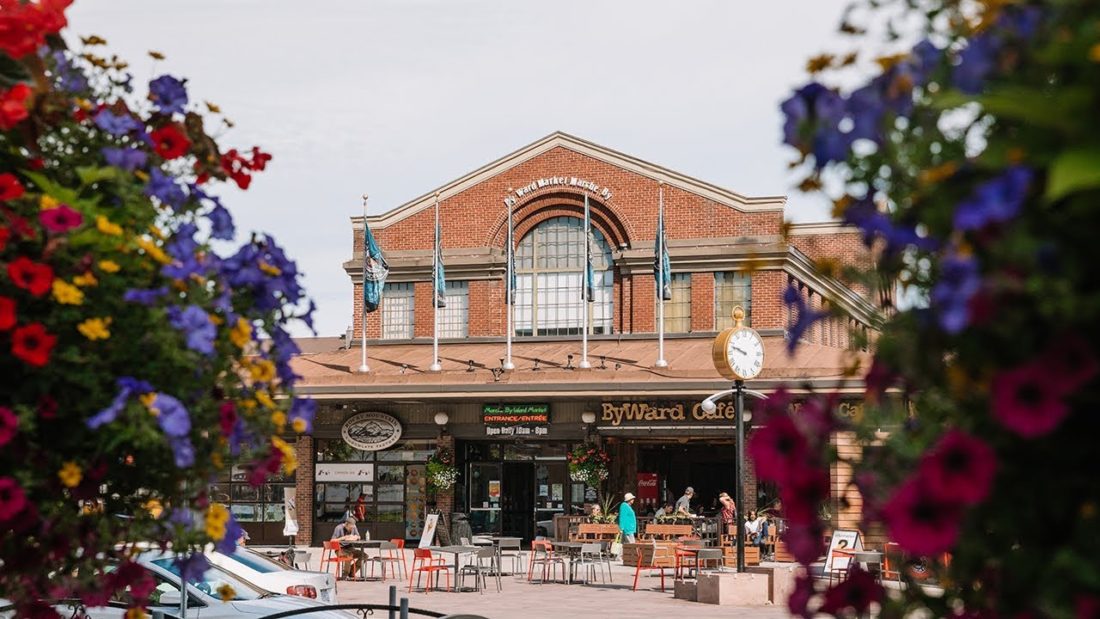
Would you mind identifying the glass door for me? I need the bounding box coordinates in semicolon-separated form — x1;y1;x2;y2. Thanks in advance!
502;462;534;541
534;462;569;538
468;463;502;535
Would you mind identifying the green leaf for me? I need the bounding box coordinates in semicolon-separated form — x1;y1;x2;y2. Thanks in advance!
0;55;30;88
932;87;1091;133
76;166;120;185
22;170;81;204
1046;147;1100;202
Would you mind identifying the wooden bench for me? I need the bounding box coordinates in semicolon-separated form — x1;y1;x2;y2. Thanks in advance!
642;523;694;540
571;523;619;542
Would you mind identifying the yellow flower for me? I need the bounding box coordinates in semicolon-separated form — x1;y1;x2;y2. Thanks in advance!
78;317;111;341
135;237;171;264
239;398;257;411
73;271;98;287
144;499;164;518
258;261;281;277
216;584;236;602
140;392;158;410
40;195;60;210
96;215;123;236
59;461;83;488
248;359;276;383
125;608;147;619
208;313;224;326
271;410;287;430
211;451;224;469
148;225;165;240
205;519;226;541
272;436;298;474
98;260;121;273
230;318;252;348
52;280;85;305
1090;42;1100;63
292;417;307;434
255;390;276;410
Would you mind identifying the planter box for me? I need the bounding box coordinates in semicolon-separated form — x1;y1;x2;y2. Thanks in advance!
621;542;677;567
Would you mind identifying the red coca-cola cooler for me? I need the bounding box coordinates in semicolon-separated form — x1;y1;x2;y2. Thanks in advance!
637;472;658;509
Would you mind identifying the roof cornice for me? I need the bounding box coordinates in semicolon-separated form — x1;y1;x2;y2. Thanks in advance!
353;132;787;230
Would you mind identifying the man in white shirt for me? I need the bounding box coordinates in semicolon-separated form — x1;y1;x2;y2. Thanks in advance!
675;487;695;517
331;517;365;578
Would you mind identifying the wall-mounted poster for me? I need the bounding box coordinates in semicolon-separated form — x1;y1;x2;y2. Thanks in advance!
488;480;501;501
551;484;563;501
419;513;439;549
405;465;426;540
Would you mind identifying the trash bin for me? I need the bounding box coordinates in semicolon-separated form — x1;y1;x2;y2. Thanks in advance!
452;512;473;544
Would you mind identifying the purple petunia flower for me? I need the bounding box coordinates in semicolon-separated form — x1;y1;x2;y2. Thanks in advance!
148;75;189;116
216;515;244;554
168;305;217;355
152;393;191;437
173;553;209;584
87;376;154;429
953;166;1033;231
123;287;169;306
783;285;829;354
953;6;1044;94
208;204;235;240
94;110;143;137
145;168;188;211
169;436;195;468
842;199;938;255
931;253;981;334
51;50;88;92
102;147;148;172
288;397;317;433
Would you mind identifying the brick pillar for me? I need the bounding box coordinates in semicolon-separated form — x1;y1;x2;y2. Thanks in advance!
435;433;455;530
294;435;314;545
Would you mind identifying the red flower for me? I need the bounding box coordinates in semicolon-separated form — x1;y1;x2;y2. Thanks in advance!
0;296;14;330
0;476;27;521
0;226;9;251
0;0;72;58
882;477;962;555
150;124;191;159
919;430;997;505
39;204;84;233
818;567;884;615
746;415;810;484
779;464;830;524
0;172;25;200
992;361;1069;438
249;147;272;171
221;149;253;189
218;401;237;436
0;83;32;130
11;322;57;367
38;395;57;419
781;520;825;565
7;257;54;296
0;406;17;447
787;572;814;619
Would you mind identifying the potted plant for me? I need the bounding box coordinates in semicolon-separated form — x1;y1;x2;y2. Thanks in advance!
425;447;458;495
567;443;609;489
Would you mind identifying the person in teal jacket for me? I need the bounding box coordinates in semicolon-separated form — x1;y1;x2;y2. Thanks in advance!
619;492;638;543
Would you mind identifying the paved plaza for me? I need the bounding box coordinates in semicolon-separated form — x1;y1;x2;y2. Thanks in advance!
295;549;790;619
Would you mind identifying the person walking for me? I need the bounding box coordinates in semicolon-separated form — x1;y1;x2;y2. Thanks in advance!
619;492;638;543
675;486;696;517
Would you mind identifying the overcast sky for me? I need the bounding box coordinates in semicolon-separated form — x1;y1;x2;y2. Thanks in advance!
67;0;853;337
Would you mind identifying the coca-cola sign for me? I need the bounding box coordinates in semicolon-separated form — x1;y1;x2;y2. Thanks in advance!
637;472;658;503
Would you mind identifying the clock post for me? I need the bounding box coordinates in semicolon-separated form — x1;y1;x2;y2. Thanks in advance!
735;376;746;573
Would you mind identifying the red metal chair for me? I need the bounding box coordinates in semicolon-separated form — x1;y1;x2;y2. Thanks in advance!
633;543;673;592
389;538;409;579
319;540;357;585
408;548;450;593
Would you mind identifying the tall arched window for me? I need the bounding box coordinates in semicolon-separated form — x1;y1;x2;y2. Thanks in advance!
514;216;614;336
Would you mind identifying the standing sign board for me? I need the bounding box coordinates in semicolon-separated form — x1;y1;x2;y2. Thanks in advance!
823;529;863;573
419;513;440;549
282;488;299;538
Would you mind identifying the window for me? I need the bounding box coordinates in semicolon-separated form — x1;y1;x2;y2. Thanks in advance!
658;273;692;333
209;441;296;527
438;281;468;338
381;282;414;339
715;272;752;329
514;216;614;336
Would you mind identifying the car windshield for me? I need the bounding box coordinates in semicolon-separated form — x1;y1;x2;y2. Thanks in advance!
225;548;289;574
151;558;267;601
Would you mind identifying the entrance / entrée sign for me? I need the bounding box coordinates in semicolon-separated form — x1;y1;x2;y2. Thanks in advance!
503;176;613;207
341;412;402;451
482;403;550;437
315;463;375;482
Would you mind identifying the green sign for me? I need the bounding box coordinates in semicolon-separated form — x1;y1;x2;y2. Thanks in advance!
482;404;550;436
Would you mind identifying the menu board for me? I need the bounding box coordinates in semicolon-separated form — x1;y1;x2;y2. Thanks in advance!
405;464;427;540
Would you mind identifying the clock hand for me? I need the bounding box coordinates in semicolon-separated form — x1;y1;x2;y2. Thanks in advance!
733;346;748;356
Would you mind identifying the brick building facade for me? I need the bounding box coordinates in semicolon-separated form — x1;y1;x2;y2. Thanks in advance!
268;133;878;548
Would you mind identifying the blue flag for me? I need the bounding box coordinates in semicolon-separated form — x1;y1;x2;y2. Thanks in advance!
434;216;447;309
655;204;671;301
584;195;595;303
362;224;389;313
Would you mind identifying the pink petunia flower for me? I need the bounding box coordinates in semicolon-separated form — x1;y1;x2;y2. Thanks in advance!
747;415;810;483
787;572;814;619
992;361;1069;438
781;520;825;565
0;406;17;447
0;476;28;521
882;477;962;556
819;567;884;615
920;430;997;505
38;204;83;233
1042;337;1099;394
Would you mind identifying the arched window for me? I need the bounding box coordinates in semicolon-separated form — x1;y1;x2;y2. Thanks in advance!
514;216;614;336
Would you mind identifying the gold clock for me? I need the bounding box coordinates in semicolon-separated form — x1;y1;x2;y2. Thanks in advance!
711;306;764;381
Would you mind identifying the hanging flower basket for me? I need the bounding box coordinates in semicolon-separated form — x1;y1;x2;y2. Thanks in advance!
426;447;458;492
567;443;610;488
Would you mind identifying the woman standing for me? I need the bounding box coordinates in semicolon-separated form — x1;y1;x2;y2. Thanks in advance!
718;491;737;537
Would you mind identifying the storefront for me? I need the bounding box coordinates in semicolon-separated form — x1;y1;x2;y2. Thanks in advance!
286;132;880;546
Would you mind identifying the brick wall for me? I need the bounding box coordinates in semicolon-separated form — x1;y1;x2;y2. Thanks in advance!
349;145;869;345
294;435;314;545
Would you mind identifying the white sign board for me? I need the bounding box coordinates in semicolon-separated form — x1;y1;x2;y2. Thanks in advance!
419;513;439;549
824;529;863;573
315;463;375;482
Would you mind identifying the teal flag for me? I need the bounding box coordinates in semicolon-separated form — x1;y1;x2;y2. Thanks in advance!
362;224;388;313
584;195;595;303
654;205;671;301
434;216;447;308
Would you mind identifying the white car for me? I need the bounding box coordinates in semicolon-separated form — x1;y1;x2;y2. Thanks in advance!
206;547;337;604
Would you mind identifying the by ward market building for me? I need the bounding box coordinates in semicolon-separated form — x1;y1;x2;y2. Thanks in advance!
239;132;881;546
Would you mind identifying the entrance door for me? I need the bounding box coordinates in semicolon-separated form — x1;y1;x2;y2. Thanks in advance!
501;462;534;542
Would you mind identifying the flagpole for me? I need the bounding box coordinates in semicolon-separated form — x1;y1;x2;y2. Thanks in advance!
655;181;669;368
430;191;442;373
359;193;370;373
503;190;515;371
579;194;592;369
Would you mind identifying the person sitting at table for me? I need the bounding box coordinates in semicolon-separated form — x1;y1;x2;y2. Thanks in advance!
654;502;675;519
331;516;366;578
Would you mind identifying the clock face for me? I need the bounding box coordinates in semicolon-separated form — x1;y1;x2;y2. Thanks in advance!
726;328;764;379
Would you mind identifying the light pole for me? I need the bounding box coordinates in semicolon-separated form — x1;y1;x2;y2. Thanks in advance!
701;384;766;573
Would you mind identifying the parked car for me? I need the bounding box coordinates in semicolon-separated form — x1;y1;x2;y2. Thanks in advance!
206;546;336;603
